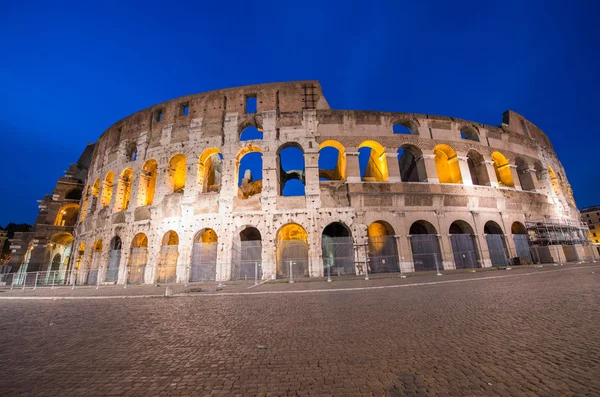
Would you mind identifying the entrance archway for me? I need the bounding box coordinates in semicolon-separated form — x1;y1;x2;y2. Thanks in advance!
157;231;179;283
276;223;309;278
322;222;354;276
511;222;531;263
449;221;479;269
190;229;218;282
106;236;122;282
409;221;442;271
232;226;262;280
367;221;400;273
485;221;508;266
128;233;148;284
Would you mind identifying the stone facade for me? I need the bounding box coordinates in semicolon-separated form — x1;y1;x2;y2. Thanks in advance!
63;81;584;284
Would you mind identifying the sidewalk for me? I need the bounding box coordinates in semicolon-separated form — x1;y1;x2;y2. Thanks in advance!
0;262;597;299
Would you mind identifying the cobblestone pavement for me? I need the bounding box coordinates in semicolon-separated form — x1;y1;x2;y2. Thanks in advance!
0;264;599;396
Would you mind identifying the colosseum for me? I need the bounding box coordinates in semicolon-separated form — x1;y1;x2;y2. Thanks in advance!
11;81;595;285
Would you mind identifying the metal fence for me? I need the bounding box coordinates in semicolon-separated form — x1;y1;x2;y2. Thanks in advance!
450;234;480;269
410;235;443;272
128;248;148;284
277;239;309;279
190;242;218;282
232;240;262;281
322;236;355;277
485;234;509;266
367;235;401;273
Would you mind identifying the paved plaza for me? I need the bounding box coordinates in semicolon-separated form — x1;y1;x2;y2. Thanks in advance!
1;264;599;396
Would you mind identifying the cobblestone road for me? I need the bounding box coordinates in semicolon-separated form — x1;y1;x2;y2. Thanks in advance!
1;264;599;396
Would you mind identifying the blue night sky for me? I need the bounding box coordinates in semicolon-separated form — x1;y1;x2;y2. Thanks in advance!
1;0;599;226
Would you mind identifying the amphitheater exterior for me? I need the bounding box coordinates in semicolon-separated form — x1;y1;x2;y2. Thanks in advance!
31;81;594;284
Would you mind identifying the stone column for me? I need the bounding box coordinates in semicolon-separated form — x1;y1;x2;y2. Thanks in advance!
484;160;499;188
435;211;455;270
183;159;200;204
346;151;361;183
509;165;522;190
304;150;322;210
457;156;473;186
420;154;439;184
470;211;490;268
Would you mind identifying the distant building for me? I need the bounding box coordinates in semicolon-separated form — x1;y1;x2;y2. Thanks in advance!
0;230;8;268
581;206;600;252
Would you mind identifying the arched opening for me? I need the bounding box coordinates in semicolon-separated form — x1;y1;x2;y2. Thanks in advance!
460;126;480;142
236;146;263;199
198;148;223;193
484;221;508;266
449;220;479;269
157;231;179;283
51;253;62;271
511;222;531;263
358;140;388;182
367;221;400;273
318;140;346;181
276;223;309;279
548;166;562;197
409;220;442;271
391;118;418;135
90;178;100;212
190;228;218;282
126;144;138;162
321;222;354;276
80;186;90;222
54;204;80;227
127;233;148;284
491;152;514;187
128;233;148;284
168;154;186;193
466;150;489;186
65;188;82;201
515;158;535;191
114;168;133;212
232;226;262;280
278;143;305;196
75;242;85;270
87;238;103;285
105;236;122;282
397;144;426;182
101;171;114;207
434;144;462;184
137;159;158;206
240;125;263;141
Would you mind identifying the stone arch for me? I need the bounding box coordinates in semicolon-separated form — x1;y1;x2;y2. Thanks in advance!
106;236;122;282
322;222;354;276
391;116;420;135
168;154;186;193
277;142;305;196
434;144;462;184
115;168;133;212
75;241;85;270
449;220;479;269
51;253;62;271
459;125;480;142
54;203;80;227
190;228;218;282
491;151;514;187
236;145;263;199
65;188;82;201
157;230;179;283
358;140;388;182
92;178;100;198
367;221;400;273
276;223;309;279
511;222;531;263
239;119;263;141
318;140;346;181
198;148;223;193
548;166;563;197
80;186;90;221
101;171;114;207
126;143;138;162
128;233;148;284
466;149;489;186
409;220;442;272
397;144;426;182
484;221;508;266
232;226;263;280
138;159;158;206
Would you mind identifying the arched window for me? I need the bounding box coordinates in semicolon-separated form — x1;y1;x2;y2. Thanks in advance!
434;144;462;184
276;223;309;279
126;144;138;162
106;236;122;283
367;221;399;273
548;166;562;197
168;154;186;193
484;221;508;266
101;171;114;207
198;149;223;193
391;119;418;135
491;152;514;187
358;140;388;182
459;126;480;142
232;226;262;280
318;140;346;181
87;238;103;285
322;222;354;276
137;159;158;206
236;146;263;199
277;143;305;196
409;220;442;272
240;125;263;141
65;188;82;200
128;233;149;284
190;229;218;282
448;220;479;269
115;168;133;212
397;144;426;182
54;204;80;227
157;231;179;283
466;150;489;186
80;186;90;222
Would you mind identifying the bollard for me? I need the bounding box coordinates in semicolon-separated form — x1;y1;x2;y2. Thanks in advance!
254;262;258;286
51;272;55;289
165;285;173;297
33;272;39;290
327;263;331;283
289;261;294;283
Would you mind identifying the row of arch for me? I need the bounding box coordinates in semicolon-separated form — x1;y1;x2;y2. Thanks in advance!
76;219;530;284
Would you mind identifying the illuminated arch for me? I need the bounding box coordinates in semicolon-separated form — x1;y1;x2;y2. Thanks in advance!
101;171;114;207
358;140;388;182
161;230;179;246
491;151;514;187
115;168;133;212
131;233;149;248
318;140;346;181
137;159;158;206
190;228;219;282
158;230;179;283
548;166;562;197
194;228;218;243
236;145;263;199
511;222;527;235
198;148;223;193
80;186;90;221
434;144;462;184
276;223;309;278
168;154;187;193
93;238;103;252
54;203;80;227
91;178;100;198
128;233;148;284
367;221;400;273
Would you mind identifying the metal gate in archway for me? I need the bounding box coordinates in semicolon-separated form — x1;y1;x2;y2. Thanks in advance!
156;246;178;283
190;242;217;282
486;234;508;266
128;248;148;284
86;252;101;285
450;234;479;269
322;236;355;276
410;235;442;271
277;239;309;279
367;235;400;273
105;249;121;282
513;234;532;263
232;240;262;280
